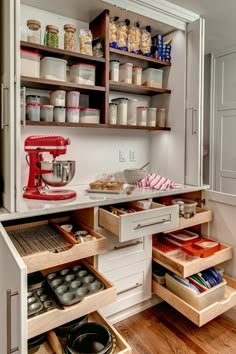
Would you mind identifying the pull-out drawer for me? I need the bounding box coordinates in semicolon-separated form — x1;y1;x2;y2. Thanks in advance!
28;260;116;339
99;202;179;242
152;239;232;278
152;275;236;327
5;216;107;273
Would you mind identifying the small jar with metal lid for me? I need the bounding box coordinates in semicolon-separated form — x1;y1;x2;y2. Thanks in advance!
27;19;41;44
46;25;59;48
64;24;76;51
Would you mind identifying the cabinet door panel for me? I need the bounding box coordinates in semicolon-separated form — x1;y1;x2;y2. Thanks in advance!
0;223;27;354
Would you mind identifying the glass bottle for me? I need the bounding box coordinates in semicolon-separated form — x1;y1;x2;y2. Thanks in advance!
64;24;76;51
46;25;59;48
27;19;41;44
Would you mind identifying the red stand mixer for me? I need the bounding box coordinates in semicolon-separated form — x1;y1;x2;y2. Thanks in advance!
23;136;76;200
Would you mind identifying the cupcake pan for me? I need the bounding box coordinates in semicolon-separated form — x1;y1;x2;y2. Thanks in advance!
27;287;60;318
46;264;105;306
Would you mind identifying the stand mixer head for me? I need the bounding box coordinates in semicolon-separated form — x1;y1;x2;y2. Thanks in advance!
23;135;76;200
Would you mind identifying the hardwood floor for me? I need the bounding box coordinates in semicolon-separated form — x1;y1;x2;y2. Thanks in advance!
114;303;236;354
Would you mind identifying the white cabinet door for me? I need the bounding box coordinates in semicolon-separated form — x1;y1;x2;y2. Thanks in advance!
0;224;27;354
185;18;205;186
0;0;18;212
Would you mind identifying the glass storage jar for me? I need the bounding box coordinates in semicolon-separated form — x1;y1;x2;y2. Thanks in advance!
27;19;41;44
137;106;148;126
46;25;59;48
109;103;117;124
64;24;76;51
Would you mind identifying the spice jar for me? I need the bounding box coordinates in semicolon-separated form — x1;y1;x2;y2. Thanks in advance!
64;24;76;51
27;19;41;44
46;25;59;48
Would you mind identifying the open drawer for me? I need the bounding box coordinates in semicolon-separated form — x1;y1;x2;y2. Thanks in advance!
28;260;117;339
152;275;236;327
99;202;179;242
5;216;107;273
152;240;232;278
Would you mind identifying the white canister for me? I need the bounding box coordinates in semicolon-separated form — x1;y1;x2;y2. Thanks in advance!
147;107;157;127
40;105;54;122
66;91;80;108
53;107;66;122
109;60;120;81
137;106;148;126
50;90;66;106
26;104;40;121
119;63;133;84
109;103;118;124
127;99;138;125
157;108;166;127
132;66;142;85
111;98;128;125
66;107;80;123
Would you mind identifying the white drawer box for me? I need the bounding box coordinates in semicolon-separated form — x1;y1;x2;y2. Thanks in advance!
101;259;152;317
99;202;179;242
97;231;152;272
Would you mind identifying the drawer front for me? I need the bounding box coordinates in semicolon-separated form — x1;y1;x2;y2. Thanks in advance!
101;259;152;317
99;203;179;242
97;230;152;272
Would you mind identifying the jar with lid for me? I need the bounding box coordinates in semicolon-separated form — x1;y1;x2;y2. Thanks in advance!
157;108;166;127
64;24;76;51
53;107;66;122
110;60;120;81
46;25;59;48
111;98;128;125
109;103;118;124
27;19;41;44
147;107;157;127
132;66;142;85
137;106;148;126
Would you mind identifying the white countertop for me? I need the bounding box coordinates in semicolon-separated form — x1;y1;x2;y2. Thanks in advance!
0;184;209;222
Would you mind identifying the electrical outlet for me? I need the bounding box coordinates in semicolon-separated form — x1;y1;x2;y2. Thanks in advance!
129;149;136;162
119;149;126;162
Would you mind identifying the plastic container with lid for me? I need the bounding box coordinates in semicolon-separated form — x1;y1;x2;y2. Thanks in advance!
45;25;59;48
70;63;95;86
53;107;66;122
26;104;40;121
21;49;41;78
119;63;133;84
132;66;142;85
66;107;80;123
109;60;120;81
50;90;66;106
109;103;117;125
64;24;76;51
40;57;67;81
127;98;138;125
147;107;157;127
157;108;166;127
111;97;128;125
142;68;163;88
40;105;53;122
26;95;40;104
172;198;197;218
27;19;41;44
137;106;148;126
66;91;80;108
80;108;100;124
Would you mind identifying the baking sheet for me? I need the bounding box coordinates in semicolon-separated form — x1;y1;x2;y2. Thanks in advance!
85;188;125;194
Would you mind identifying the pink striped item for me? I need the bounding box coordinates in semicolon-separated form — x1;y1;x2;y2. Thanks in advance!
136;173;183;190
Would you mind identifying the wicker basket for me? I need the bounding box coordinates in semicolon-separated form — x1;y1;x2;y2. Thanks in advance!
123;169;146;184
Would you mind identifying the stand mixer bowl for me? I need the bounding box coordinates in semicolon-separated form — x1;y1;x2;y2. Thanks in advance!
39;160;75;187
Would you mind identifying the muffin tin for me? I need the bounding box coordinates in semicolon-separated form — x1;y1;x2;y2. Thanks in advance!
46;264;105;306
27;287;60;318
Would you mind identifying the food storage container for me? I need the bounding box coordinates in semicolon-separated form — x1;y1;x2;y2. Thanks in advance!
141;26;152;56
157;108;166;127
50;90;66;106
132;66;142;85
142;68;163;88
26;104;40;121
119;63;133;84
110;60;120;81
40;57;67;81
40;105;53;122
64;24;76;51
27;19;41;44
26;95;40;104
111;97;128;125
172;198;197;218
109;103;117;124
66;91;80;107
147;107;157;127
137;106;148;126
53;107;66;122
128;23;141;53
109;17;119;48
66;107;80;123
70;63;96;86
117;20;129;50
127;98;138;125
79;29;93;55
45;25;59;48
80;108;100;124
20;49;41;78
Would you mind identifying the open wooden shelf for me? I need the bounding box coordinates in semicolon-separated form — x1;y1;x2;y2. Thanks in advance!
109;81;171;95
110;48;171;68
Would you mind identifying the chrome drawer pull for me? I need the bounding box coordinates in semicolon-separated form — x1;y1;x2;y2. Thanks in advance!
114;240;143;250
117;283;142;295
7;289;19;354
133;218;170;230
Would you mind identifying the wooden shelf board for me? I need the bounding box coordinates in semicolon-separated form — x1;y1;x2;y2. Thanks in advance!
21;41;105;64
21;76;105;93
109;81;171;95
109;48;171;67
